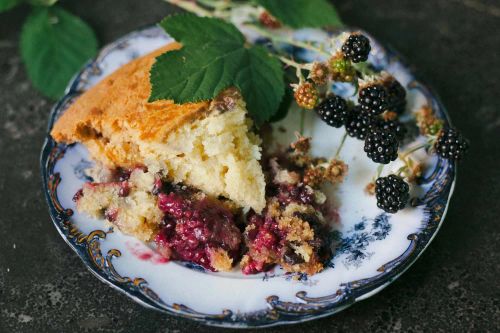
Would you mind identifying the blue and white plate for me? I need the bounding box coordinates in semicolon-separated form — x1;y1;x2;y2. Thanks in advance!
41;25;456;328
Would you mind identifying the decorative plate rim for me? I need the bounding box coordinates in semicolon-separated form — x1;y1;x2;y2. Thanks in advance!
40;25;457;328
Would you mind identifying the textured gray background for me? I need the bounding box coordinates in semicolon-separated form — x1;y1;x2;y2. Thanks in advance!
1;0;499;332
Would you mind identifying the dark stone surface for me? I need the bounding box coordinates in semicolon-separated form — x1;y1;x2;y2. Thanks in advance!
0;0;499;332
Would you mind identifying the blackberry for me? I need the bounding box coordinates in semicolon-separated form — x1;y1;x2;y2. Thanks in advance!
375;118;407;142
309;62;329;85
375;175;409;213
385;78;407;114
345;106;376;140
359;84;388;116
294;82;318;110
364;128;399;164
329;54;356;82
315;95;348;128
434;127;469;160
341;33;371;63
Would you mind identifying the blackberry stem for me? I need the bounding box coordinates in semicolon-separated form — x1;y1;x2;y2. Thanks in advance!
279;56;307;83
278;56;308;69
400;142;429;159
353;62;376;77
246;24;331;57
299;108;305;134
376;164;384;178
197;0;232;10
372;164;385;182
164;0;214;17
335;132;348;158
395;166;407;177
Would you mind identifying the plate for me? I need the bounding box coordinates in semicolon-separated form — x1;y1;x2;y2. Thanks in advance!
41;25;456;328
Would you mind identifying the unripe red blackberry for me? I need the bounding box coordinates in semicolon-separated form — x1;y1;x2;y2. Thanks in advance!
259;11;281;29
308;62;329;85
294;82;319;110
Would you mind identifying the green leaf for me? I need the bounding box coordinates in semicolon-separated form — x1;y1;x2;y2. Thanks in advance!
254;0;343;29
0;0;22;12
150;43;246;103
270;67;297;122
159;14;244;47
235;45;284;125
150;14;285;125
20;7;98;99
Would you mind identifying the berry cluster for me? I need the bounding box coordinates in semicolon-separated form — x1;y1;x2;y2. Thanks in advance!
285;31;469;214
292;33;374;111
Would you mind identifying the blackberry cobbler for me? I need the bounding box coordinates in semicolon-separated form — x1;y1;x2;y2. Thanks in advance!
76;166;243;272
74;134;344;275
241;135;345;275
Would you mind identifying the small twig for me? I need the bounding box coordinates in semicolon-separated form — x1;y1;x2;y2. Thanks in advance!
245;24;331;57
372;164;385;181
334;132;348;158
299;109;306;134
279;56;309;83
278;56;308;69
395;165;407;177
197;0;230;9
376;164;384;178
164;0;214;17
400;142;428;159
353;62;376;77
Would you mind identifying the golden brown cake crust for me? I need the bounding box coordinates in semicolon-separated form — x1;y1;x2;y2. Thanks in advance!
50;43;210;146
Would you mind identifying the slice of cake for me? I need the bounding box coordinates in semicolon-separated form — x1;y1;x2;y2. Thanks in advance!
51;43;266;214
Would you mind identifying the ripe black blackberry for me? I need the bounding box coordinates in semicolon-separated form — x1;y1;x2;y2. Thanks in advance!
385;78;407;114
345;106;376;140
359;84;388;116
364;128;399;164
315;95;348;128
341;33;371;63
375;118;407;142
375;175;409;213
434;127;469;160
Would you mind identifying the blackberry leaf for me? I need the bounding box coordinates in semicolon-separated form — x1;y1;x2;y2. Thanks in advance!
150;42;246;103
254;0;343;29
150;14;285;125
159;14;244;47
0;0;21;12
20;7;97;99
235;46;285;125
